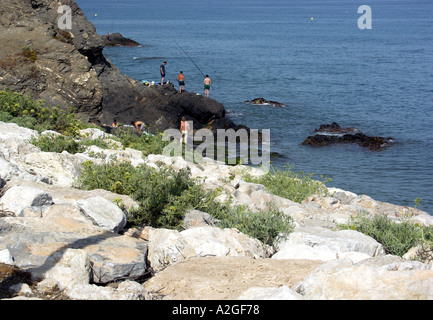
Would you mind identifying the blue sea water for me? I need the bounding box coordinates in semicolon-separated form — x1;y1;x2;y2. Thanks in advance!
76;0;433;215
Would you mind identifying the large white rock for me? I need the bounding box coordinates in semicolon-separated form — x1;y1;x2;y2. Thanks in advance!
0;154;46;183
294;258;433;300
238;285;304;300
65;280;145;300
77;196;127;233
22;151;84;187
79;128;113;140
0;184;53;215
0;121;38;142
274;226;385;261
144;227;196;272
42;249;91;290
0;217;148;284
0;248;14;264
180;226;269;259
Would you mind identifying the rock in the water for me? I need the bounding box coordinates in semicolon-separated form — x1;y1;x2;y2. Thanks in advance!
302;122;394;151
244;97;285;107
103;33;140;47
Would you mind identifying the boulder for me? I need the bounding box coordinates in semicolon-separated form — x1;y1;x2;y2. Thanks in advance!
244;98;285;107
183;209;220;229
40;249;91;290
0;121;39;143
141;227;196;272
238;285;303;300
0;217;148;284
21;151;84;187
143;256;323;300
180;226;270;259
0;249;14;265
77;196;127;233
65;280;145;300
0;184;53;216
294;257;433;300
4;179;139;217
103;33;140;47
273;226;385;261
305;188;433;226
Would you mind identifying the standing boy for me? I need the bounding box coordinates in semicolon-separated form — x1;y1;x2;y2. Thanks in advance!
177;71;186;93
203;75;211;98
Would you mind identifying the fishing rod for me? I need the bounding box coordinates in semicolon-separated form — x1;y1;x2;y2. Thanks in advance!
177;43;215;91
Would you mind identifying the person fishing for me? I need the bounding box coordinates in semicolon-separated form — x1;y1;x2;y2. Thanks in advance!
204;75;211;98
177;71;186;93
177;44;215;94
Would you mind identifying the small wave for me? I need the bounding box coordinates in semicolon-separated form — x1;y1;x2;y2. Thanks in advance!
133;56;164;60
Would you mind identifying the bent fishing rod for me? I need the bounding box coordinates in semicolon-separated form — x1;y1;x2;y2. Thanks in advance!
177;43;215;91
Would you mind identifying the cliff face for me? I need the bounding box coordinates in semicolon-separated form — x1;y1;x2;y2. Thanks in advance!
0;0;236;132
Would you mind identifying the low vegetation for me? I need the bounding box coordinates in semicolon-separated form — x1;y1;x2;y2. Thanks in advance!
113;127;169;156
339;213;433;258
76;159;294;246
244;163;331;203
0;89;90;136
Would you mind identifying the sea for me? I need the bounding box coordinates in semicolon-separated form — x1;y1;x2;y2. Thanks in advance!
76;0;433;215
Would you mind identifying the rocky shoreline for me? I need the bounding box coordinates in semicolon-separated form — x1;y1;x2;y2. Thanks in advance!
1;0;432;301
0;0;241;133
1;120;432;300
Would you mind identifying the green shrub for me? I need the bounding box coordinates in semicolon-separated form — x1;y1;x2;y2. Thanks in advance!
76;160;294;246
0;89;89;136
78;137;111;149
114;128;169;156
22;46;38;62
30;134;85;154
244;163;330;203
339;214;433;257
218;203;295;246
0;89;43;118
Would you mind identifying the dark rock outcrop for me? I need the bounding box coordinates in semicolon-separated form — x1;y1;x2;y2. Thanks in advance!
302;122;394;151
103;33;140;47
0;0;240;133
244;97;285;107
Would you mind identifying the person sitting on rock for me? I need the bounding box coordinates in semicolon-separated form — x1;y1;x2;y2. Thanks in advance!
111;119;118;127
